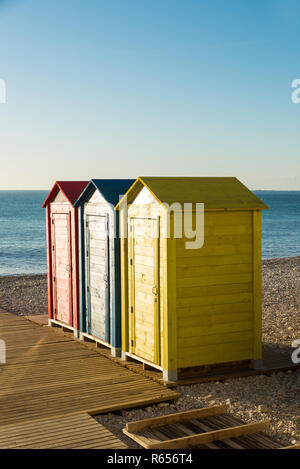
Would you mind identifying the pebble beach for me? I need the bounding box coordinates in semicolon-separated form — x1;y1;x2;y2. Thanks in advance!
0;257;299;447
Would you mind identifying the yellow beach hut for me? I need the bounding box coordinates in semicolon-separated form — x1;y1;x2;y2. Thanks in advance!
117;177;268;382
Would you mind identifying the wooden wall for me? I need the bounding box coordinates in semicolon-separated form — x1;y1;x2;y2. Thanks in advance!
174;210;257;368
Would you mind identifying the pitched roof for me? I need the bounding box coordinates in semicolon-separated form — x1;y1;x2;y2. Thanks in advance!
42;181;89;207
116;177;268;210
73;179;135;208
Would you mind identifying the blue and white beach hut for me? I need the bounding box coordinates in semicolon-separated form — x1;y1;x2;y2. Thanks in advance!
74;179;134;356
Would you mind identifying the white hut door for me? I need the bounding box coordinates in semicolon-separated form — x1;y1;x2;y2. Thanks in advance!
130;217;160;366
85;215;110;342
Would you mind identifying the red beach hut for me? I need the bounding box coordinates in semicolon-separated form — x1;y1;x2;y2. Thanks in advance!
43;181;88;335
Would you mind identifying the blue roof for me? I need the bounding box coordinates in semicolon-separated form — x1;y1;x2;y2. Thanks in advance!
73;179;135;207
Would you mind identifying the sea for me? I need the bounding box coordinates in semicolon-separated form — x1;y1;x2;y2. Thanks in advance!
0;190;299;276
0;191;48;276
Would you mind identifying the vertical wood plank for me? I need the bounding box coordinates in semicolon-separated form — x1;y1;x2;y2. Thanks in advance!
45;205;53;320
105;213;111;343
67;211;73;327
154;217;161;365
120;205;129;354
252;209;262;360
129;218;135;354
78;205;86;333
71;207;79;331
112;211;122;349
85;217;91;333
163;211;177;372
51;212;57;320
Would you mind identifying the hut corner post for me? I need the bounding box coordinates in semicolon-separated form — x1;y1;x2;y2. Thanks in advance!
111;213;122;357
78;205;86;339
120;204;129;360
252;209;263;369
72;207;80;338
162;212;178;382
46;204;54;322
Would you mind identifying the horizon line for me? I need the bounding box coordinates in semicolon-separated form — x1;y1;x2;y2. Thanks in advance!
1;188;300;192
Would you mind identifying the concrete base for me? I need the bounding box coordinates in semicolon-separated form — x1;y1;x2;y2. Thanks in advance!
163;369;178;382
48;318;51;327
121;351;127;362
73;330;80;339
79;332;84;341
111;347;121;358
253;359;264;370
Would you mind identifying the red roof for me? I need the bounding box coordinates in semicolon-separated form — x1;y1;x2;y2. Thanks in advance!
42;181;89;207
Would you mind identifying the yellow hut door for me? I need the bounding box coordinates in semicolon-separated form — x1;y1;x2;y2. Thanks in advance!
129;217;160;366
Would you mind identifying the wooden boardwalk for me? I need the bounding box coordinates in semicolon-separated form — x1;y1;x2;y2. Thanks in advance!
0;311;179;427
0;413;127;449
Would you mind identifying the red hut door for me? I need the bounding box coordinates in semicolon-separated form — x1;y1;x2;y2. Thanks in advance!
51;212;73;325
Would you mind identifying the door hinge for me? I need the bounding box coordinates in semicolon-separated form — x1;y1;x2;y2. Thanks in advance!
54;308;56;314
131;339;134;347
86;250;89;257
87;286;90;293
130;258;133;266
130;306;134;313
52;245;55;251
53;277;56;283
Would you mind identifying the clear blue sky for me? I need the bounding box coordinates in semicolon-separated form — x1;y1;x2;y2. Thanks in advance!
0;0;300;190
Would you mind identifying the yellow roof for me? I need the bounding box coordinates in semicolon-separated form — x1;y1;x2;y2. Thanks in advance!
116;177;268;210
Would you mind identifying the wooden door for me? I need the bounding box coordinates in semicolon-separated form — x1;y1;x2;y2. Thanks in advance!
85;214;110;342
51;212;73;325
129;217;160;365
